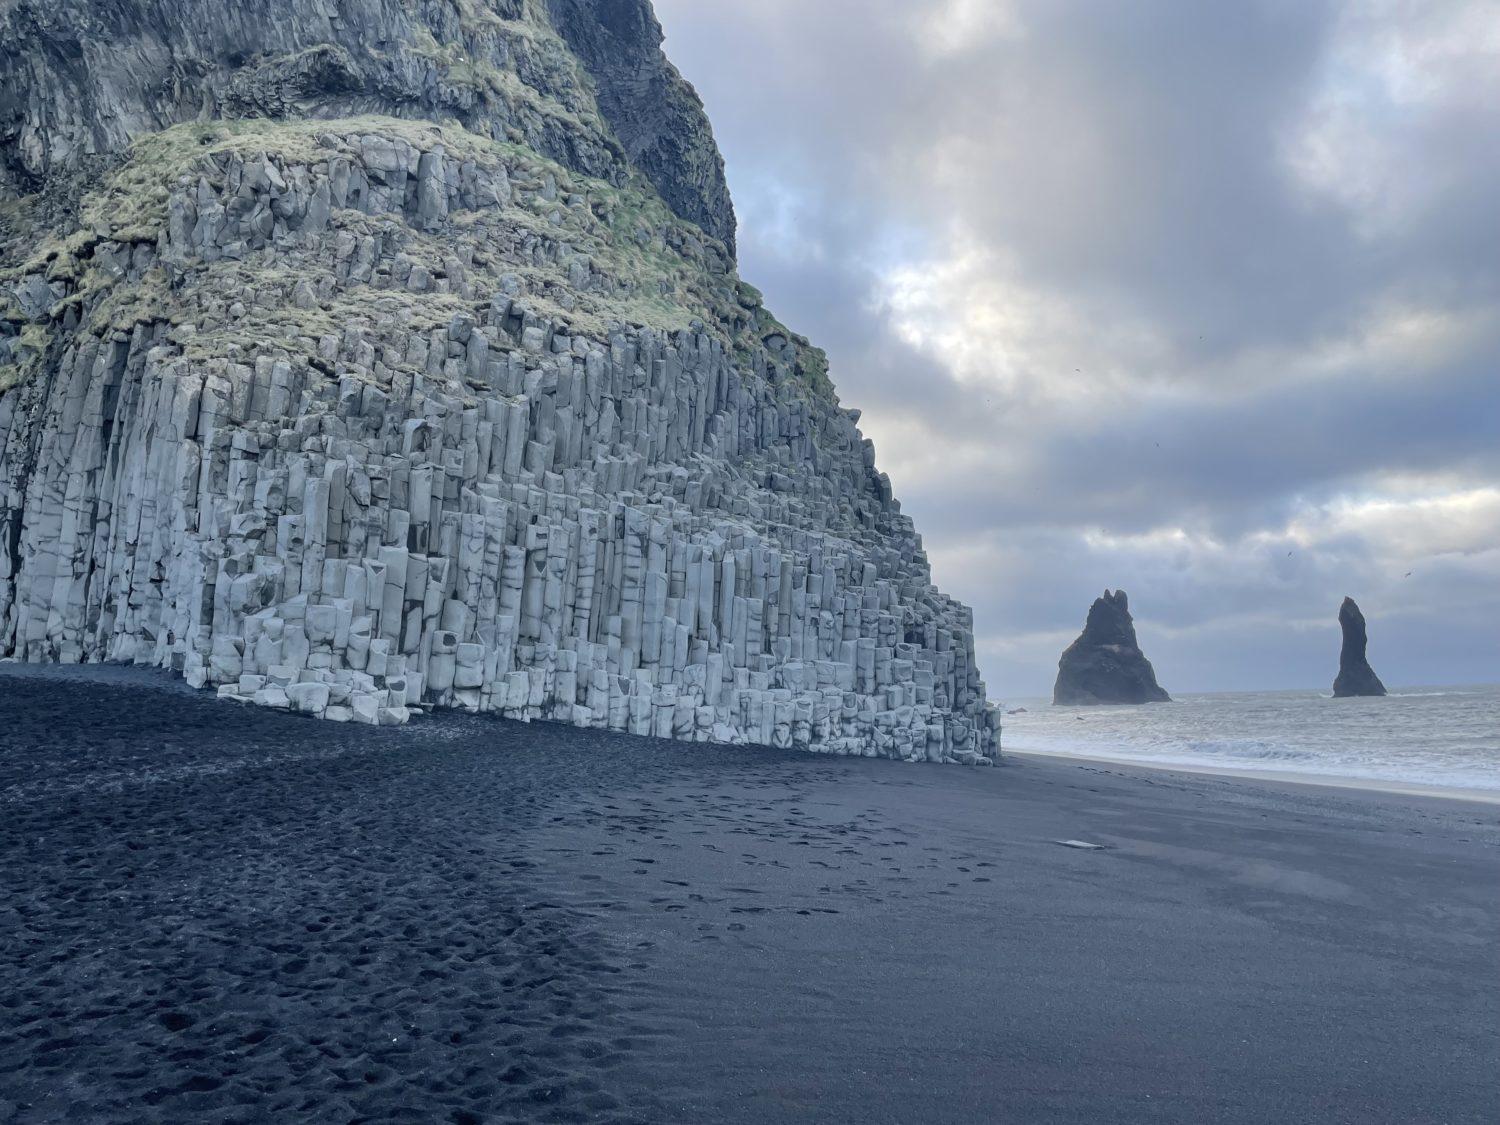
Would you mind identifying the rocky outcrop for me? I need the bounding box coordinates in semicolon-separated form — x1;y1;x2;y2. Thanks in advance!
544;0;736;256
0;2;997;762
1333;597;1386;698
1053;590;1171;706
0;0;731;255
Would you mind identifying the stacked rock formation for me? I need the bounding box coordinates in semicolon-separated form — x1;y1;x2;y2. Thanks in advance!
1333;597;1387;699
0;0;999;762
1053;590;1171;706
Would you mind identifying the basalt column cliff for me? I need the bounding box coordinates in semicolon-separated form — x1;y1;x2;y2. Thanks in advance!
0;0;998;762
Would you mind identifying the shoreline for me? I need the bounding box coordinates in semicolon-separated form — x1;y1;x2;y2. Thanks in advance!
3;662;1493;806
1004;746;1500;807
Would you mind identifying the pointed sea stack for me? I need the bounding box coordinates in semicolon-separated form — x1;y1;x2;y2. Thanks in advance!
1333;597;1387;698
1053;590;1172;706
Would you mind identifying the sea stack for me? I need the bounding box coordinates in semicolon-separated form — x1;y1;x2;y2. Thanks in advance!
1053;590;1171;706
0;0;999;762
1333;597;1387;698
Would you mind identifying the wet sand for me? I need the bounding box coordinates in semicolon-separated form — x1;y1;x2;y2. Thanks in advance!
2;665;1496;1124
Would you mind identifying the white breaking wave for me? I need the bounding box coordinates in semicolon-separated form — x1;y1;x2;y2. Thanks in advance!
1001;685;1500;794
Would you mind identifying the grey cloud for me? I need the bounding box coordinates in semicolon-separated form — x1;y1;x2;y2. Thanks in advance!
656;0;1500;696
907;339;1500;542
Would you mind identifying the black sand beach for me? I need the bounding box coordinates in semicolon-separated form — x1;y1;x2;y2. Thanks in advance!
2;666;1496;1124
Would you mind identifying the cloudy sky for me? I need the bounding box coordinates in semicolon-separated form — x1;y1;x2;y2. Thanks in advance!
654;0;1500;699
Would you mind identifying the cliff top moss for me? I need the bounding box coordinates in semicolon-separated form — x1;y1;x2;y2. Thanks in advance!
4;113;835;407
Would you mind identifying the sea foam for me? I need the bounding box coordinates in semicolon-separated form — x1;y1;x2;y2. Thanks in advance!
1003;685;1500;794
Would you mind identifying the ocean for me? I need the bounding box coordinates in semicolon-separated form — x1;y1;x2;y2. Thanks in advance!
1001;685;1500;795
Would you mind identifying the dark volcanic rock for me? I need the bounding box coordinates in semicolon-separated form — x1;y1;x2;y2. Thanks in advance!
1333;597;1387;698
1053;590;1172;706
546;0;737;255
0;0;735;253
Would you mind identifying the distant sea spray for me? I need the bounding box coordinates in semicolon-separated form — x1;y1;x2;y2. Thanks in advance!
1003;686;1500;795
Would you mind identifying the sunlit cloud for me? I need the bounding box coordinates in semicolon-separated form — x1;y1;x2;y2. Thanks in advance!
912;0;1024;59
1301;486;1500;559
1284;0;1500;236
878;241;1169;402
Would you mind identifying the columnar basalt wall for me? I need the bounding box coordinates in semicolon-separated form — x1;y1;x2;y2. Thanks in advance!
0;3;998;762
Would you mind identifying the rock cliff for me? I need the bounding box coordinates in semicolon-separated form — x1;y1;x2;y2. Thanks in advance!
1333;597;1386;699
0;0;998;762
1053;590;1171;706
